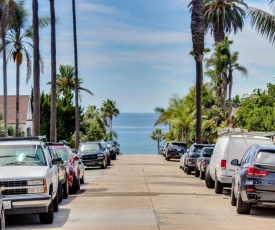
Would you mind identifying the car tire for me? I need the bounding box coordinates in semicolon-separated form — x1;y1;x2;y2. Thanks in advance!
107;156;111;166
186;167;191;175
0;208;5;230
111;154;116;160
231;185;237;206
167;157;170;161
199;171;205;180
195;168;200;177
236;190;251;214
58;181;63;203
205;169;215;189
69;174;79;195
63;177;69;199
80;173;85;184
53;192;59;212
101;159;107;169
184;167;187;173
39;200;54;224
214;177;223;194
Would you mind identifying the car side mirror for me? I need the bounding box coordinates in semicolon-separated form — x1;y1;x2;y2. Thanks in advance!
231;159;240;166
52;157;63;165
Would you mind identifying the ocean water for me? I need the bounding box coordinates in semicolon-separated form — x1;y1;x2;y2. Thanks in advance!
113;113;168;154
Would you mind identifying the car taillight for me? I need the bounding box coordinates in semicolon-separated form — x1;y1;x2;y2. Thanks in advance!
247;165;269;177
202;160;206;166
221;160;226;170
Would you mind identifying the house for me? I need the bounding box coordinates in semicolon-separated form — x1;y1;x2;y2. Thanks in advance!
0;95;33;135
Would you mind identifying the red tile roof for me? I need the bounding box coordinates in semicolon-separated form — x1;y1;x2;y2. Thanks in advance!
0;95;30;124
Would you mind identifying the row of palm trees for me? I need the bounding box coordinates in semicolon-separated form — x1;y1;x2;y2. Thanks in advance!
0;1;82;148
190;0;275;143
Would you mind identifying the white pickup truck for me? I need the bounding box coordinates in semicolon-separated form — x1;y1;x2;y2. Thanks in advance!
0;137;61;224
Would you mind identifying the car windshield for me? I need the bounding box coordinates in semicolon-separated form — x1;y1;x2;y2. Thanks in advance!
255;151;275;165
53;148;69;161
172;143;187;148
0;145;46;166
80;143;101;152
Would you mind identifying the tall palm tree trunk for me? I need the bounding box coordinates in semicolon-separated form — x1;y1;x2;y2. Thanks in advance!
50;0;56;142
191;0;204;144
16;62;20;136
32;0;40;136
1;2;8;137
72;0;79;150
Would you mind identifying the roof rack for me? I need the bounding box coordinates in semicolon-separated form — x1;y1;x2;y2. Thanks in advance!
0;136;47;142
218;128;275;137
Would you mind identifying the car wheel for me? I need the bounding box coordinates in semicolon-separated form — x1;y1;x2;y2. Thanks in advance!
184;167;187;173
69;174;79;195
195;168;200;177
167;157;170;161
0;208;5;230
101;159;107;169
214;177;223;194
53;192;59;212
39;200;54;224
63;177;69;199
180;165;182;169
205;169;215;189
231;185;237;206
199;171;205;180
186;167;191;175
236;190;251;214
58;181;63;203
111;154;116;160
107;156;111;166
80;173;85;184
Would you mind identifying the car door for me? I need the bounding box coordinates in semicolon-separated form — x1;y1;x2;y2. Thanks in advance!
44;145;58;194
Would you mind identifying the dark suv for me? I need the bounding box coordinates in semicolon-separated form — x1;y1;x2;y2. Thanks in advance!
164;142;187;161
184;143;214;175
78;142;108;169
231;144;275;214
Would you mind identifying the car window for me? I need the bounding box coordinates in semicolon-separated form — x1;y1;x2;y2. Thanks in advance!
202;148;214;157
254;151;275;164
54;148;69;161
80;143;100;151
240;147;252;165
171;143;187;148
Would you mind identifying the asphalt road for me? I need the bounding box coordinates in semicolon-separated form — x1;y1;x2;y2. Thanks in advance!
6;154;275;229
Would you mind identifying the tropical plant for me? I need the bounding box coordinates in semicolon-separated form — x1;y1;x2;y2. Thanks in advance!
101;99;120;140
151;128;164;153
203;0;247;43
247;0;275;45
48;65;93;100
190;0;205;144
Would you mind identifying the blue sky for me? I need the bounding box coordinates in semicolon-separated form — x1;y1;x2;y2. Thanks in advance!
1;0;274;112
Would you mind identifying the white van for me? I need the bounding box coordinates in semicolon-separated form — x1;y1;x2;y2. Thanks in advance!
205;134;274;194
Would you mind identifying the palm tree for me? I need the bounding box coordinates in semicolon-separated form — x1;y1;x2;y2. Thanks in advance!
50;0;56;142
48;65;93;99
72;0;79;150
101;99;119;140
151;128;163;153
32;0;40;136
247;0;275;45
203;0;247;43
190;0;205;143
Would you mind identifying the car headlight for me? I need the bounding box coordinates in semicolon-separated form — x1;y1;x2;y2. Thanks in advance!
97;154;104;157
27;180;44;186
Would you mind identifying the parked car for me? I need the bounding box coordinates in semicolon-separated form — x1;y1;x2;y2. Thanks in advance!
106;141;117;160
100;141;112;165
206;133;273;194
231;144;275;214
159;146;163;155
0;191;5;230
162;142;169;157
184;143;214;175
180;152;188;171
49;143;85;196
112;141;121;155
164;142;187;161
0;136;60;224
195;147;214;179
78;142;108;169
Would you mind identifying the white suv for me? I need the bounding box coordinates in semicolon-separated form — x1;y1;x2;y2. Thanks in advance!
0;137;60;224
205;133;273;194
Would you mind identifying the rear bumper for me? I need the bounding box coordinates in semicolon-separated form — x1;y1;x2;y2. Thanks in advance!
167;153;182;159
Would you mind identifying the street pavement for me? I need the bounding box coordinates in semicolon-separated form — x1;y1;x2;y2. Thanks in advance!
6;154;275;229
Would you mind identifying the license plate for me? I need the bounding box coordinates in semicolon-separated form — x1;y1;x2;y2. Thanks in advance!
3;201;11;209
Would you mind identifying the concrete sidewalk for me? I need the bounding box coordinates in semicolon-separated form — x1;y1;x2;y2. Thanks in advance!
7;154;275;229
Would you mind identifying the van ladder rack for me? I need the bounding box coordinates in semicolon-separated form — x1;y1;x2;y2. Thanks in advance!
218;128;275;137
0;136;47;141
